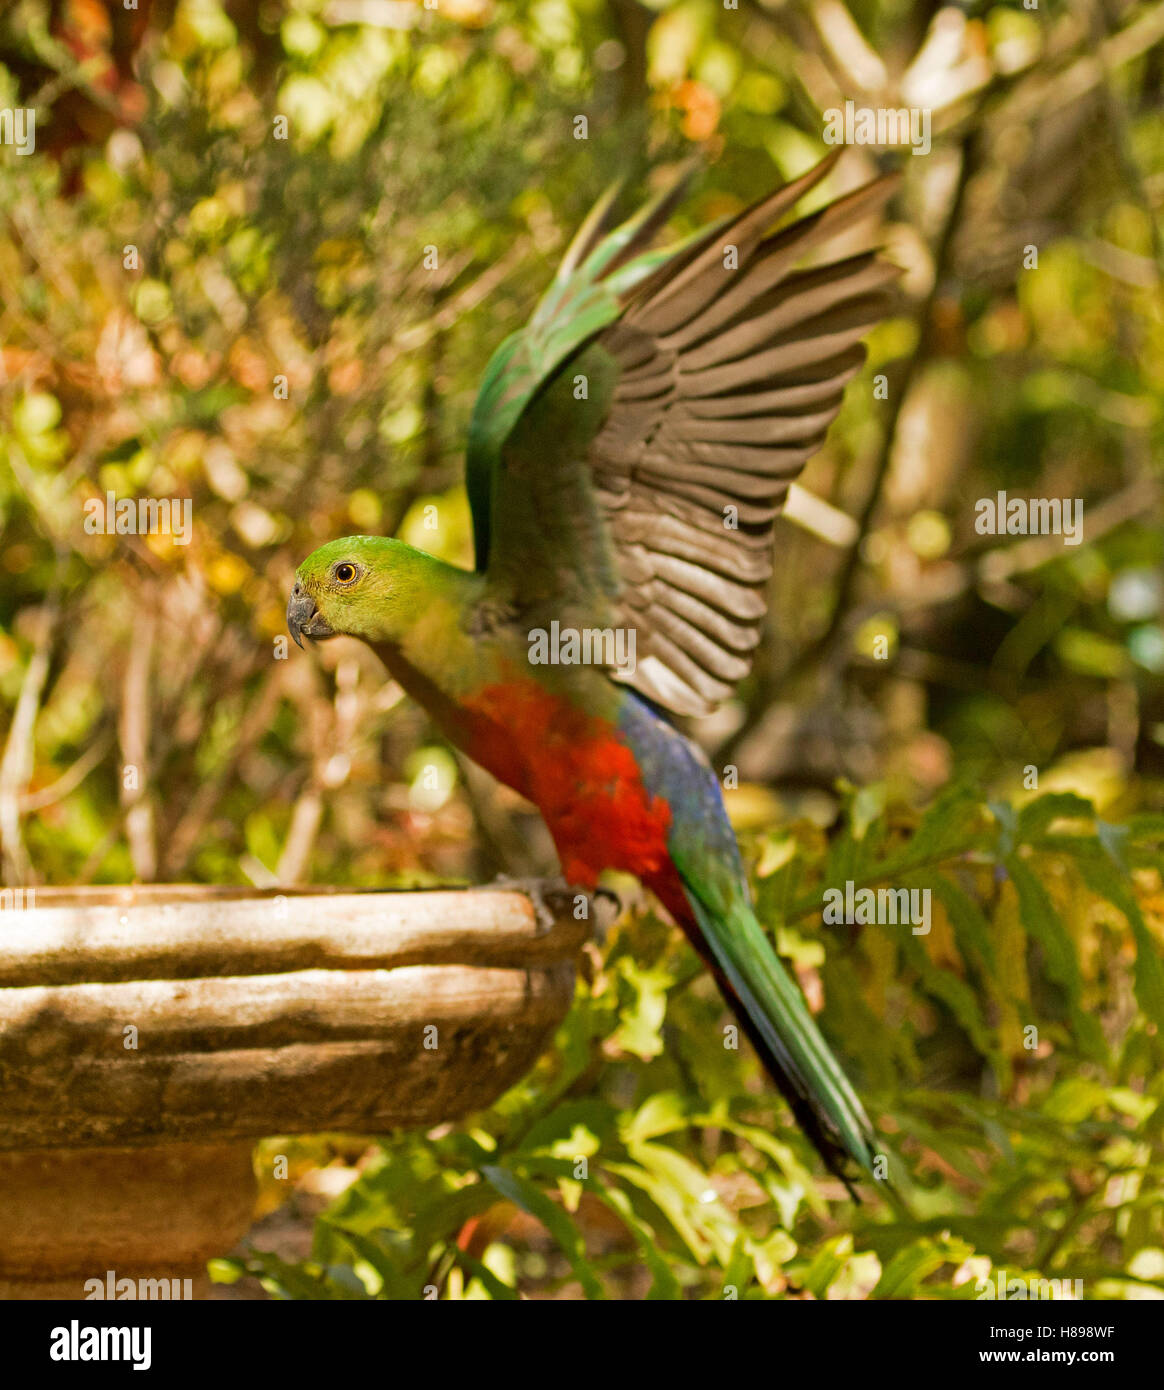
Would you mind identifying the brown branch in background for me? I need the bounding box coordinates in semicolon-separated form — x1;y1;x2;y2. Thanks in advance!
422;290;446;483
805;474;1162;675
731;1;1164;744
977;475;1161;589
713;127;986;770
609;0;651;125
1078;0;1164;280
431;238;529;333
118;601;157;882
0;578;62;885
275;662;332;886
77;822;124;887
275;786;324;887
728;149;979;750
1003;2;1164;130
777;129;982;695
275;655;362;884
19;731;112;813
0;434;105;882
161;668;285;879
378;236;530;377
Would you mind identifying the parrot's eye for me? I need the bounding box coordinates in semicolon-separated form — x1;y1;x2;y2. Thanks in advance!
333;562;358;584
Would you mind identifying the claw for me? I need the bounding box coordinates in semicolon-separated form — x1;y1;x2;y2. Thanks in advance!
488;874;572;935
488;875;621;940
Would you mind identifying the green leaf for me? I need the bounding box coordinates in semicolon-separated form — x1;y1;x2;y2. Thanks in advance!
900;927;996;1061
1073;852;1164;1042
324;1226;410;1299
604;1147;731;1265
621;1091;690;1144
517;1099;617;1156
450;1248;520;1300
1125;813;1164;844
690;1110;823;1225
721;1233;755;1300
589;1181;682;1300
1042;1078;1111;1124
928;870;996;972
481;1165;605;1300
611;958;673;1060
851;781;887;841
1004;852;1106;1059
207;1257;244;1285
910;781;987;860
244;1251;339;1301
798;1234;853;1298
1017;792;1096;841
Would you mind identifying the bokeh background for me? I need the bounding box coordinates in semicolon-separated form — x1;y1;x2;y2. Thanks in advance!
1;0;1163;1300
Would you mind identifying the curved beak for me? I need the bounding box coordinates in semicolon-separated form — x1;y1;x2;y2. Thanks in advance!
287;583;335;648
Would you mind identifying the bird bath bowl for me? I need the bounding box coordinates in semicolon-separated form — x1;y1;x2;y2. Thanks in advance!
0;884;589;1299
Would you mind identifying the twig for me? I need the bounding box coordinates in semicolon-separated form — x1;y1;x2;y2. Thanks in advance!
119;602;157;881
19;730;112;812
161;668;285;877
275;656;361;883
0;576;63;884
1076;0;1164;279
793;129;981;678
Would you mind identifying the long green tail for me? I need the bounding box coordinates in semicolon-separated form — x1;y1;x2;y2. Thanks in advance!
686;894;877;1186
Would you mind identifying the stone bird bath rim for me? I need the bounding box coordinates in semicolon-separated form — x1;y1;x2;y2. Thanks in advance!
0;882;593;1298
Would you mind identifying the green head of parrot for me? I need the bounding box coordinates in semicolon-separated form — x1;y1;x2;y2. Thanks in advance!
288;534;472;649
287;535;398;647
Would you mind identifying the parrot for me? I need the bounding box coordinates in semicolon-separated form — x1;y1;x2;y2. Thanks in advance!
287;151;899;1185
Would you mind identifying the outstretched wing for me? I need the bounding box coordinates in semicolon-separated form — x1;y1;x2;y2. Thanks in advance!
466;153;899;716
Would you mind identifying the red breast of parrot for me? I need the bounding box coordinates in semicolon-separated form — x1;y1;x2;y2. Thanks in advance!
287;151;899;1185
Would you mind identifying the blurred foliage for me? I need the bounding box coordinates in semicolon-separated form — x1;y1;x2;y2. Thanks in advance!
2;0;1163;1298
217;787;1164;1300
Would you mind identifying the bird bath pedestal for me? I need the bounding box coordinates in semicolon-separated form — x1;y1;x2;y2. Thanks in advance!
0;885;588;1299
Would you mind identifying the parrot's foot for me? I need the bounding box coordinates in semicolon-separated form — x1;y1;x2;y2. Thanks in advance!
487;874;571;934
487;875;620;940
589;887;622;945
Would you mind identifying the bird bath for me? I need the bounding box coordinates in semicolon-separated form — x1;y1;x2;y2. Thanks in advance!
0;884;590;1298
